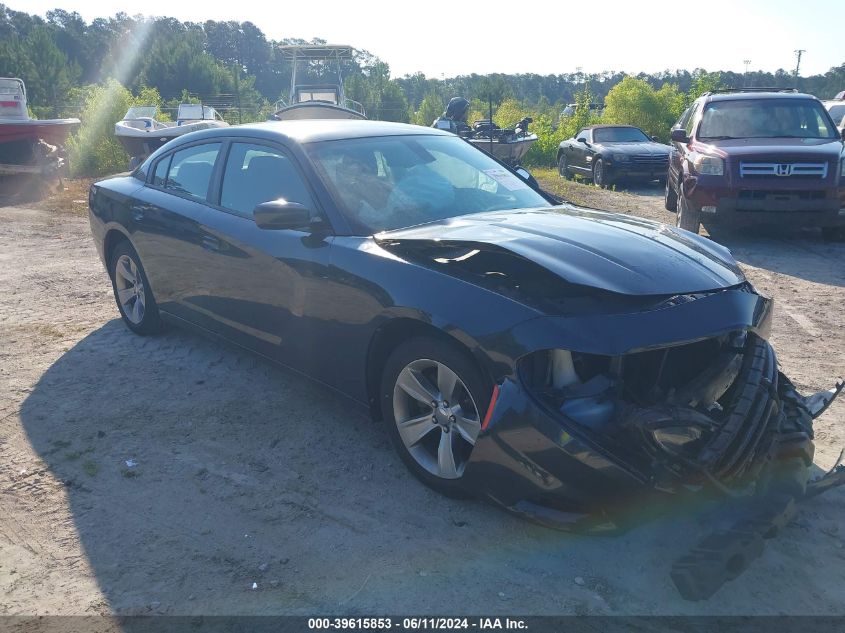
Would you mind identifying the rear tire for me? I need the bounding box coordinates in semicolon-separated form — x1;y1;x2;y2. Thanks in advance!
379;336;491;498
676;190;701;234
109;240;163;335
558;154;572;180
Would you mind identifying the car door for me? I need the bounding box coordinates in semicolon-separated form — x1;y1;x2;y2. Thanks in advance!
127;140;227;331
569;128;592;175
184;139;334;374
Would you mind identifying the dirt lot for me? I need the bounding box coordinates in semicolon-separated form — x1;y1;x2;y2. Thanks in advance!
1;176;844;618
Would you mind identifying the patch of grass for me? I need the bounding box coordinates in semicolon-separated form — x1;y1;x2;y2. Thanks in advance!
34;324;65;339
82;460;99;476
64;447;94;461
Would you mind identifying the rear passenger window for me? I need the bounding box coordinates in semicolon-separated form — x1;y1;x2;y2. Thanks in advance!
164;143;221;201
220;143;314;218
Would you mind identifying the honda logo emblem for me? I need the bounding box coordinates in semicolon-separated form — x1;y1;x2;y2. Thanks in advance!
776;164;793;176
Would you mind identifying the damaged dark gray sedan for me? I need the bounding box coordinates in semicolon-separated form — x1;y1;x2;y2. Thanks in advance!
88;121;843;601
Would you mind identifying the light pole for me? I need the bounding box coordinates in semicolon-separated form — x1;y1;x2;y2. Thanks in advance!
794;49;806;80
743;59;751;87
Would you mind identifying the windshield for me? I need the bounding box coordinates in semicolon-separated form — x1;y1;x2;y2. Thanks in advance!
699;98;838;140
593;127;650;143
306;134;551;234
124;106;158;119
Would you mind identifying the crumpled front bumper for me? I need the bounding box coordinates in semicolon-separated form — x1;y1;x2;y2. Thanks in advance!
462;287;843;600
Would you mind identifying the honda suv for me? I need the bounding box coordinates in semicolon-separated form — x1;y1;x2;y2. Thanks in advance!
664;89;845;239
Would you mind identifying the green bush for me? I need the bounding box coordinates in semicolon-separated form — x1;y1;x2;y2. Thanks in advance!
65;80;165;176
602;77;685;142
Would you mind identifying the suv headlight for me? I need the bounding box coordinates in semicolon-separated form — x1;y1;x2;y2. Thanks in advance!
690;152;725;176
613;153;630;162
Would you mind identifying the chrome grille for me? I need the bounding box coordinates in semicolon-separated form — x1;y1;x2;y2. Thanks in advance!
739;162;828;178
631;154;668;165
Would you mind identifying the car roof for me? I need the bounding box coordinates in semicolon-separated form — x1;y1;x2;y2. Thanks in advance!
162;120;452;149
700;91;818;103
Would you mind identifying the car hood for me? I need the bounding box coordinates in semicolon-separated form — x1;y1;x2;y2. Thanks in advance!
694;137;844;159
375;206;745;306
598;142;670;155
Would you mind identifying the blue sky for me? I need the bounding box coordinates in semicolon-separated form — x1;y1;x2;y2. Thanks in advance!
12;0;843;78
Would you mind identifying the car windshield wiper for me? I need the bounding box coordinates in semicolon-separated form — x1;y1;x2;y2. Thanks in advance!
699;135;740;140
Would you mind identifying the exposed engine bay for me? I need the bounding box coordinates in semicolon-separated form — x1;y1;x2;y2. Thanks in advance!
519;333;844;599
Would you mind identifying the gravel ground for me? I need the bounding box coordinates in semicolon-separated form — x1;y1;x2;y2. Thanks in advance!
1;178;844;618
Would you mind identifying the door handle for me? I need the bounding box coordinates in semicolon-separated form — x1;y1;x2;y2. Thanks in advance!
201;234;221;252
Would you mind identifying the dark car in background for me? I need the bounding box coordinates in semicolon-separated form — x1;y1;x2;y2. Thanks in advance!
665;89;845;238
89;119;843;601
557;124;670;187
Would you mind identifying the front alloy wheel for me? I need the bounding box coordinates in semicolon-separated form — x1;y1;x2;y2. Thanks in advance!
381;337;489;497
393;359;481;480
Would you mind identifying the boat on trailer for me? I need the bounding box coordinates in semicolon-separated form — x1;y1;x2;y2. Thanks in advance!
432;97;538;168
114;103;228;166
271;45;366;121
0;77;79;177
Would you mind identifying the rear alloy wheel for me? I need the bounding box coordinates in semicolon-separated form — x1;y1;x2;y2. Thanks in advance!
558;154;572;180
676;190;702;234
109;241;163;335
664;177;678;212
593;158;610;188
380;337;489;497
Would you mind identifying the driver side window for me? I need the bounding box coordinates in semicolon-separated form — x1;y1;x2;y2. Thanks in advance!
576;130;590;143
219;143;314;219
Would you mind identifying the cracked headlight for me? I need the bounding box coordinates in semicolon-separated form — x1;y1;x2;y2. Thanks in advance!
690;152;725;176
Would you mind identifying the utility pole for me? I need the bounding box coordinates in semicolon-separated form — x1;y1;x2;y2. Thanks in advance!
793;49;806;79
743;59;751;86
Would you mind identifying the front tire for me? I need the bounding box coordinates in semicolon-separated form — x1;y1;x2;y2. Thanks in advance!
380;337;490;497
593;158;610;188
664;176;678;212
109;240;163;335
676;190;701;234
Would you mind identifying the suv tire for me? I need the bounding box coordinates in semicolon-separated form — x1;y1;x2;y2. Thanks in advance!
664;177;678;212
676;191;701;234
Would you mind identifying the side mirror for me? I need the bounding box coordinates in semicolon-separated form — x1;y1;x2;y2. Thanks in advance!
670;128;689;143
651;135;660;142
576;137;587;144
254;199;311;230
